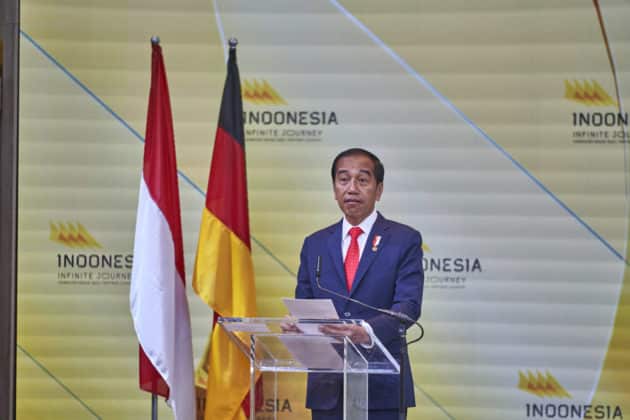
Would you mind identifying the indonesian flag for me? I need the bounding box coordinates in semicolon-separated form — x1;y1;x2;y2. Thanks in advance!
130;40;195;420
193;42;260;420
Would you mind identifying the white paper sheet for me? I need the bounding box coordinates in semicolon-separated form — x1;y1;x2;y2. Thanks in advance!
282;298;339;319
282;298;339;334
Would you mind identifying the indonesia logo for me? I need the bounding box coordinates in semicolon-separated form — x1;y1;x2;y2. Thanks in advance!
564;80;616;107
518;370;571;399
566;79;628;143
421;242;481;289
242;78;338;143
49;221;102;249
242;79;287;105
422;242;482;273
520;370;623;419
51;220;133;286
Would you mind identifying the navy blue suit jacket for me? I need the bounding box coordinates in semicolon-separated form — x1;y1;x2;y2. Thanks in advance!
295;212;424;410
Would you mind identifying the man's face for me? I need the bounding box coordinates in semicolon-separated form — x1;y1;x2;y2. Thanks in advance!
333;154;383;226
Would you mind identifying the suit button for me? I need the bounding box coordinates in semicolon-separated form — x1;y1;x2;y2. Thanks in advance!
344;312;351;317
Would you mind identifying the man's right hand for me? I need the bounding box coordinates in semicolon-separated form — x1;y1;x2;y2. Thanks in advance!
279;316;302;333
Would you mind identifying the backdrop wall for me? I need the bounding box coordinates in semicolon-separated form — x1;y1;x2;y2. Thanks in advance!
16;1;630;419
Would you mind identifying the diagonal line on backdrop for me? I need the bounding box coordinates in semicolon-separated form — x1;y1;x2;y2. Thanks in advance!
209;3;457;419
592;0;629;257
17;344;102;419
587;0;629;406
415;385;456;420
213;0;228;64
328;1;630;418
20;31;205;198
18;28;296;412
19;30;296;278
329;0;627;265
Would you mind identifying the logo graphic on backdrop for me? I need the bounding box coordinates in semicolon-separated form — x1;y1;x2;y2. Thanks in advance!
566;79;628;144
519;369;623;419
50;221;102;249
203;394;294;420
518;370;571;399
51;220;133;286
243;79;287;105
422;242;482;289
242;78;339;143
564;80;617;107
256;398;293;420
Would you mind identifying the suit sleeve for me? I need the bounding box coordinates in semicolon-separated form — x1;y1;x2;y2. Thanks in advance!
295;237;314;299
368;230;424;347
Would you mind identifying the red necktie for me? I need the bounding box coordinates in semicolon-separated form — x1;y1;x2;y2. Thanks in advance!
344;227;363;291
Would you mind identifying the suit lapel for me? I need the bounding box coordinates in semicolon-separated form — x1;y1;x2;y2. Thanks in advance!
349;213;389;295
326;221;347;293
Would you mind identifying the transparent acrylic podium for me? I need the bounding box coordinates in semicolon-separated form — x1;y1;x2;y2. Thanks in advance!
219;317;400;420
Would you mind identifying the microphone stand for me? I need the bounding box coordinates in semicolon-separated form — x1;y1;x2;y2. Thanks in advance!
314;256;423;420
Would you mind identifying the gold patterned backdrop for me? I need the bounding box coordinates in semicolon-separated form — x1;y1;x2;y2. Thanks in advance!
17;1;630;419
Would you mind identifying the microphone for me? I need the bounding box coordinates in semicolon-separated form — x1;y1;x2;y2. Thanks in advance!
314;256;417;325
315;256;423;419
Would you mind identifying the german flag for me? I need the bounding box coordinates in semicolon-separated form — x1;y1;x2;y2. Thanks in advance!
193;41;259;420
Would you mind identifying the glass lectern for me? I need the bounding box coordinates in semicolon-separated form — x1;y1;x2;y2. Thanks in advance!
219;317;400;420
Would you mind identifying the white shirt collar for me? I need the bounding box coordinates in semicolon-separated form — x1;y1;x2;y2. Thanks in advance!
342;209;378;239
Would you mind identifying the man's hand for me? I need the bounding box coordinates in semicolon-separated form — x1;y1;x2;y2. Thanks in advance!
318;323;371;345
280;317;302;333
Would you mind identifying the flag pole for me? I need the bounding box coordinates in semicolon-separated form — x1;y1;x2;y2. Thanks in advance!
151;394;158;420
225;35;252;420
150;34;160;420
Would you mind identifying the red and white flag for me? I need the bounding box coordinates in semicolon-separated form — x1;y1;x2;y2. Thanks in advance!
130;40;195;420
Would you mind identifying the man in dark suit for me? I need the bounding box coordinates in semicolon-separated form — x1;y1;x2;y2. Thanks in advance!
294;148;424;420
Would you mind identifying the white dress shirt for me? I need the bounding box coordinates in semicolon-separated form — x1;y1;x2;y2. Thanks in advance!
341;209;378;261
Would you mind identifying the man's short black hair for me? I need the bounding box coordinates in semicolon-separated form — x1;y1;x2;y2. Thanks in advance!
331;148;384;184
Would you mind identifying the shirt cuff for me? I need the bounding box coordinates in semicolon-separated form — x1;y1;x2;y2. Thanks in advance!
360;320;376;349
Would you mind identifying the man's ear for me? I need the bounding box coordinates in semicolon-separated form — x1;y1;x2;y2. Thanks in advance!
376;182;384;201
